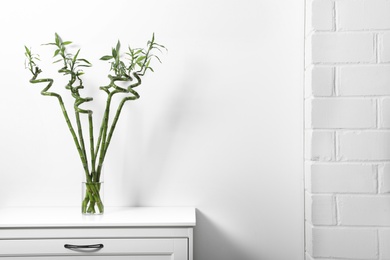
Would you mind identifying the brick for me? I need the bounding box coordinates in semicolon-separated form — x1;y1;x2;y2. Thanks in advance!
311;0;334;31
380;98;390;128
338;131;390;161
339;66;390;96
305;99;312;128
305;35;313;67
311;33;375;63
305;163;312;192
311;227;377;258
305;131;335;161
380;33;390;62
308;66;334;97
379;229;390;259
339;196;390;226
305;69;312;98
309;98;376;129
379;163;390;193
306;193;336;225
309;163;377;193
337;0;390;30
306;223;314;256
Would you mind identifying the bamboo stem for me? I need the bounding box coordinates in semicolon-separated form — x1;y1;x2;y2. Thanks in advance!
104;78;141;159
29;76;90;177
95;76;128;181
89;114;96;178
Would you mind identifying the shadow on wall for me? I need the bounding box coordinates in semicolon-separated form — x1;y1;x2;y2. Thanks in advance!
137;59;210;199
194;210;261;260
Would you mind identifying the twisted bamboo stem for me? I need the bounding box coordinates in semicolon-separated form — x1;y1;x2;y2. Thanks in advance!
29;71;88;175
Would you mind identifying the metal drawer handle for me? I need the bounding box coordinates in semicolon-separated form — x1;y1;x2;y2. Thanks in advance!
64;244;104;249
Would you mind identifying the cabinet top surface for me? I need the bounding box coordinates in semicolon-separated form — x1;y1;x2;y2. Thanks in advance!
0;207;196;228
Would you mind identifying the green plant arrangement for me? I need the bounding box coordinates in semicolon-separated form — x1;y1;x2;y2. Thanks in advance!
24;33;166;214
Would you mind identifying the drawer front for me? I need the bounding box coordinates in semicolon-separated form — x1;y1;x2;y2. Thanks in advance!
0;239;187;259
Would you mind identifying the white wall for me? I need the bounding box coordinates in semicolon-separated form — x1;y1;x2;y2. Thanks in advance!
306;0;390;259
0;1;304;259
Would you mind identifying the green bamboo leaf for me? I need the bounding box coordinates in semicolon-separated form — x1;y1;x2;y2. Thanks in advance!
53;59;63;63
24;46;31;56
112;48;117;58
153;45;166;53
75;49;80;58
53;49;60;57
63;41;72;45
55;33;60;45
116;40;121;52
145;59;151;67
77;58;92;65
154;43;166;49
73;49;81;63
136;56;146;63
60;68;72;74
153;55;162;63
100;55;113;61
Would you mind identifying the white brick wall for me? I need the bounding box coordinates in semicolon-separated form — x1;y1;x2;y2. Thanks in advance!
306;193;337;225
310;227;378;259
337;0;390;30
380;33;390;62
308;98;376;129
381;99;390;128
307;163;377;193
306;66;334;97
339;66;390;96
379;229;390;259
305;130;335;161
311;0;334;31
338;195;390;226
311;33;375;63
338;131;390;161
306;0;390;259
379;164;390;193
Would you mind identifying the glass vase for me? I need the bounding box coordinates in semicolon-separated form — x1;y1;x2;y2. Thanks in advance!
82;181;104;215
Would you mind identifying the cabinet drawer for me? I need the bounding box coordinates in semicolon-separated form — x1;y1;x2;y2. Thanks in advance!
0;238;187;259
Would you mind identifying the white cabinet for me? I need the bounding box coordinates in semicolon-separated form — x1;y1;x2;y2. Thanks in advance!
0;207;196;260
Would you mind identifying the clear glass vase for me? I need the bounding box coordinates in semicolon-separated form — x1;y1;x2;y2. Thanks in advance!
82;181;104;214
